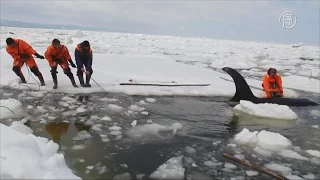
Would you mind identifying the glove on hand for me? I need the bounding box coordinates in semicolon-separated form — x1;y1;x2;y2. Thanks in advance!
70;61;76;68
35;53;44;59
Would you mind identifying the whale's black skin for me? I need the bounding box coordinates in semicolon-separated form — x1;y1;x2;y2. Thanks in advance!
222;67;319;107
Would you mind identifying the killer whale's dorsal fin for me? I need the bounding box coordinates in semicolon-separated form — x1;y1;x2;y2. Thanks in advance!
222;67;257;102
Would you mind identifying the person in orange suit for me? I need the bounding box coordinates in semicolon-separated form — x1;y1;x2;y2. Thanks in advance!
45;38;78;89
262;68;283;98
6;37;45;85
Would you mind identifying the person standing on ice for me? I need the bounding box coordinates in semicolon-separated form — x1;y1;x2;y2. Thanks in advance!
74;40;93;87
5;37;46;86
262;68;283;98
45;39;78;89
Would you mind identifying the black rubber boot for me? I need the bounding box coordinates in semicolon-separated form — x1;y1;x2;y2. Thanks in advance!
64;68;78;88
69;75;78;88
19;74;27;83
13;66;26;83
85;75;91;87
38;73;45;86
78;75;85;87
53;77;58;89
51;67;58;89
30;66;45;86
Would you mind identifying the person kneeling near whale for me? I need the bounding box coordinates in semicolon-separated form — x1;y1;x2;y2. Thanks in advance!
262;68;283;98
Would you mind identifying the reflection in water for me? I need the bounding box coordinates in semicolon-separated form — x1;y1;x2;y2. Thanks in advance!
45;122;69;144
78;95;89;102
226;115;239;135
232;111;296;129
45;121;92;144
74;121;91;132
23;120;33;129
112;144;175;175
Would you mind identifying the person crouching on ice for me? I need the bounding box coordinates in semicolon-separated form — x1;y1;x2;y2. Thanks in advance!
5;37;46;86
262;68;283;98
44;39;78;89
75;40;93;87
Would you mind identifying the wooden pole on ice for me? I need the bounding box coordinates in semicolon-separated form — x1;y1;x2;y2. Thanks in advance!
222;153;289;180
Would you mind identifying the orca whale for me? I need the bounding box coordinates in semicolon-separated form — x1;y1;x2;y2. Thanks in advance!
222;67;319;107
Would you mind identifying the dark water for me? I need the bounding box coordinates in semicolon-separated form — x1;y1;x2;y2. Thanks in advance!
0;88;320;180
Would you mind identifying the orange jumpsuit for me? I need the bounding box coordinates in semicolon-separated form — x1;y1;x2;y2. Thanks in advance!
6;39;38;68
44;44;71;70
262;74;283;98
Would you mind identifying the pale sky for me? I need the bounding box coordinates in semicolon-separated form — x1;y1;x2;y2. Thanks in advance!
1;0;319;45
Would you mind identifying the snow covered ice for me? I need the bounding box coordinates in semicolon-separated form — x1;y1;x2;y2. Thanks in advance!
126;123;183;141
278;149;309;161
286;175;304;180
150;156;185;180
264;163;292;173
233;127;320;176
234;128;292;151
305;150;320;158
71;144;86;151
246;170;258;176
1;27;319;96
9;120;33;135
232;128;315;161
73;130;92;141
129;104;145;112
310;110;320;117
106;104;124;113
303;173;316;179
146;98;156;103
233;100;298;120
224;162;237;169
101;116;112;121
0;98;26;119
0;123;80;179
